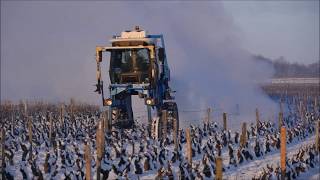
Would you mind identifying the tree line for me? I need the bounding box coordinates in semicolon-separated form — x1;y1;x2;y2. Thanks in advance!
254;55;319;78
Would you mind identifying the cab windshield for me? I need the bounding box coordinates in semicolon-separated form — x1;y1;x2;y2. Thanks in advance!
109;48;150;83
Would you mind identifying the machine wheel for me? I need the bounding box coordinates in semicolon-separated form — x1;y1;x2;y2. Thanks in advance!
110;107;134;129
161;102;179;137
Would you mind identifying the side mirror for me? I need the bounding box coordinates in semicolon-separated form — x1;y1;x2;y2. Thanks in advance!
158;48;165;62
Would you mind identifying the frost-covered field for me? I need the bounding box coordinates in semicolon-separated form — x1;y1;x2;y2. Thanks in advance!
0;95;319;180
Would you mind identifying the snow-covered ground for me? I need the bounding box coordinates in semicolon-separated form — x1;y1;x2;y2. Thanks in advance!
1;96;319;179
299;167;320;180
224;135;319;179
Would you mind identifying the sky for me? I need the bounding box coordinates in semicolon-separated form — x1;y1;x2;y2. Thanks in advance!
0;1;318;127
223;1;319;64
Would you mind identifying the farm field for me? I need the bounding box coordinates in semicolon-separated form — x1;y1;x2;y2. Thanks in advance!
1;94;319;180
1;1;319;180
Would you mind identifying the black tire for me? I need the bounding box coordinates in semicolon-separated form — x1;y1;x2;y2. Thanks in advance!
162;102;179;135
111;107;134;129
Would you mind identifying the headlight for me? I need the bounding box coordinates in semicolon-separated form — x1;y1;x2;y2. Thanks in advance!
104;99;113;106
145;98;154;105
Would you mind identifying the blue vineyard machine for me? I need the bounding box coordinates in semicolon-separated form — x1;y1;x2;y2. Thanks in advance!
94;26;179;138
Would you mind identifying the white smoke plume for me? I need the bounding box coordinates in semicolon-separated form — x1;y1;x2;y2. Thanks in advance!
1;2;277;130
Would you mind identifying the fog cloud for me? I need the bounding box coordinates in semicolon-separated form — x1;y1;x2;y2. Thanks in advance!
1;2;277;129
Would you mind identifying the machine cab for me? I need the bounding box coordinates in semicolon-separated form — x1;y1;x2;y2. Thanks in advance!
109;48;151;84
107;27;157;85
95;26;178;132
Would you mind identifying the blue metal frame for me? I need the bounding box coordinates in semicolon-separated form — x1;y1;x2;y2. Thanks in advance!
100;33;173;129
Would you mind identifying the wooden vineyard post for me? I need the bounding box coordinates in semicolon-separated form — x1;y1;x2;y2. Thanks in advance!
186;128;192;166
28;116;32;144
49;113;53;145
103;110;110;133
207;108;211;125
70;98;75;124
96;121;104;180
256;108;260;130
240;122;247;147
278;112;283;132
28;116;33;160
314;97;318;113
1;128;5;180
280;126;286;180
11;112;14;136
173;118;178;152
316;120;320;153
299;101;303;121
131;140;135;155
151;118;161;139
223;112;227;131
71;105;74;123
216;156;223;180
23;100;28;119
162;110;168;139
279;100;283;115
103;110;110;132
100;120;105;154
85;141;91;180
59;104;64;125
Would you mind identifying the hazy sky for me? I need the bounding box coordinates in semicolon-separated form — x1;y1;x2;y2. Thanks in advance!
223;1;319;63
0;1;318;110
